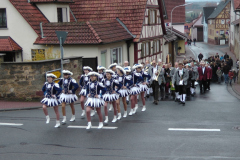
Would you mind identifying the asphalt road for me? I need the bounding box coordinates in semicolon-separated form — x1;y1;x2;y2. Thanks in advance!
0;83;240;160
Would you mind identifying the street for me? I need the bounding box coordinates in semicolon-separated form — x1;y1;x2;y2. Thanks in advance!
0;82;240;160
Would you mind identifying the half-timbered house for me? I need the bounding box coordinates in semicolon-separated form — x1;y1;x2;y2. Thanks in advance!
70;0;167;65
207;0;231;45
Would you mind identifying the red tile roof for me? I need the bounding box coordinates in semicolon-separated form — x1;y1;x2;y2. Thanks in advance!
9;0;49;36
30;0;74;3
234;0;240;10
34;19;133;45
164;0;186;24
69;0;147;42
0;37;22;52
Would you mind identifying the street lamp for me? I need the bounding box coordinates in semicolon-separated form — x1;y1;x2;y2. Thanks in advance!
171;3;192;33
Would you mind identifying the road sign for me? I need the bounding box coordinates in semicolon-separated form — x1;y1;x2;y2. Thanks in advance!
63;59;70;64
55;31;68;44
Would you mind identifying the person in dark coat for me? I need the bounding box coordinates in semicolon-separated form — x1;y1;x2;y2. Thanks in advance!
198;53;203;62
211;62;218;82
223;63;230;84
186;65;193;98
229;57;233;68
224;52;229;60
193;38;196;46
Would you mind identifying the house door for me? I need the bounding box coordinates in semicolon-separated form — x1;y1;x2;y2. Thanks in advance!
3;52;15;62
197;27;203;41
82;57;98;73
101;50;107;67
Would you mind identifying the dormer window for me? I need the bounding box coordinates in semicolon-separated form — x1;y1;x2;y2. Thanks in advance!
0;9;7;28
57;8;68;22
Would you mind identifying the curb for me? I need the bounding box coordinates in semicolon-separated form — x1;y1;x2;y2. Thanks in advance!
0;102;81;112
231;84;240;96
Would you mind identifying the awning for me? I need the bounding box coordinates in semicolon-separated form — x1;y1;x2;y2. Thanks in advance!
231;19;240;25
0;36;22;52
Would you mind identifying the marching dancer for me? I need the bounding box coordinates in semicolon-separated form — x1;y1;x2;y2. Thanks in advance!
79;66;92;118
41;73;62;128
129;64;143;115
172;62;189;106
133;64;151;112
116;66;133;119
102;70;122;123
58;70;79;124
97;66;106;82
85;72;106;129
108;63;118;111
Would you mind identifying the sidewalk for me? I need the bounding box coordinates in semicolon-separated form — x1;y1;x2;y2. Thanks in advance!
0;100;42;111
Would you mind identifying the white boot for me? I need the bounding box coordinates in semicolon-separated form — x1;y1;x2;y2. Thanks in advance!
183;94;186;102
112;115;117;123
129;109;134;116
135;104;138;111
46;115;50;124
81;110;85;119
104;116;109;124
54;120;60;128
142;105;146;112
117;113;122;120
90;109;95;117
98;122;103;129
62;116;66;124
123;111;127;118
109;104;113;111
86;122;92;130
70;115;75;122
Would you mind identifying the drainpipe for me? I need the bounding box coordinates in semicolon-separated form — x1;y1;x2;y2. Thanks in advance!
126;40;131;62
40;22;44;38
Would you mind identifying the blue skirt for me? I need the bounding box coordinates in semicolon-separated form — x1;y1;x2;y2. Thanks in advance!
103;93;119;102
118;89;130;97
79;88;87;96
41;98;60;107
130;86;141;95
59;93;78;104
85;97;104;108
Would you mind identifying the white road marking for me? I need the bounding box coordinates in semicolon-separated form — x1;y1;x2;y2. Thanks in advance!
0;123;23;126
168;128;220;132
68;125;117;129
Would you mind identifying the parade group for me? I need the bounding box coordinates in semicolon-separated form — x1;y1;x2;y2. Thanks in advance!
40;56;226;129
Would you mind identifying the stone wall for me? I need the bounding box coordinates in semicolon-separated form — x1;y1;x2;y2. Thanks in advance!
0;56;82;101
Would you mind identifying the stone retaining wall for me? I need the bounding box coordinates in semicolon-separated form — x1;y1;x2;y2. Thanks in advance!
0;56;82;101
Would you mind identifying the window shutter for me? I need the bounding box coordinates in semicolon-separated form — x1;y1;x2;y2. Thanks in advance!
153;41;155;54
148;10;151;25
149;42;151;55
155;10;158;24
141;43;144;58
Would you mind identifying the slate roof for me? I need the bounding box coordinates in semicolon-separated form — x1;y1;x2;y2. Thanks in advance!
29;0;74;2
34;19;133;45
9;0;49;36
202;7;216;23
0;37;22;52
69;0;149;42
166;27;187;40
164;0;186;24
208;0;230;19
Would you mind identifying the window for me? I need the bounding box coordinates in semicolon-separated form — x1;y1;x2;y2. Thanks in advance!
221;19;225;24
148;10;157;25
110;47;122;64
31;49;45;61
141;43;145;57
220;30;224;35
57;8;68;22
0;9;7;28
